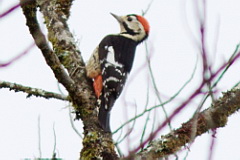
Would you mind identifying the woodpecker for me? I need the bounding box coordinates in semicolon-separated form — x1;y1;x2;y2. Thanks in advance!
86;13;150;132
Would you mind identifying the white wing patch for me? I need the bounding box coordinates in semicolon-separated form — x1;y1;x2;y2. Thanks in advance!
103;76;119;86
105;46;123;67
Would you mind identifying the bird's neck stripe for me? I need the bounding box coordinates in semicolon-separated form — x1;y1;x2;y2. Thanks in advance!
122;22;138;35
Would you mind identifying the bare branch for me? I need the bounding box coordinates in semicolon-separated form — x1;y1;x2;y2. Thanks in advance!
0;80;68;101
38;115;42;159
0;3;20;18
142;0;154;16
0;0;35;19
113;56;198;135
198;43;240;108
208;129;217;160
52;123;57;159
145;41;172;130
68;106;82;139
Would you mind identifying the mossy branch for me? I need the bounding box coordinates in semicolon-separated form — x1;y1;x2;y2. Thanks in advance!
20;0;118;159
133;87;240;159
0;80;68;101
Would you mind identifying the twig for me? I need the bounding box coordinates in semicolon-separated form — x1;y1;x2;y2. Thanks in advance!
132;87;240;159
0;0;34;19
0;80;69;101
208;129;217;160
113;56;198;134
233;81;240;89
140;83;151;149
140;110;151;151
115;103;138;146
198;43;240;107
68;106;82;139
115;144;123;158
115;129;124;157
150;104;157;138
0;3;20;18
184;1;210;151
142;0;154;16
145;41;172;130
52;123;57;159
129;47;240;156
38;115;42;158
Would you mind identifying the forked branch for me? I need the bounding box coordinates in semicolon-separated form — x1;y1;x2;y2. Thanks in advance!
20;0;118;159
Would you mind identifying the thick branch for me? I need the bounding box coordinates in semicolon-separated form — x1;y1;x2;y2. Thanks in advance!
55;0;73;19
0;80;68;101
135;87;240;159
20;0;75;93
20;0;117;159
36;0;95;118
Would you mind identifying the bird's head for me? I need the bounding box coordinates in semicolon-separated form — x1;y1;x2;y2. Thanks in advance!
110;13;150;43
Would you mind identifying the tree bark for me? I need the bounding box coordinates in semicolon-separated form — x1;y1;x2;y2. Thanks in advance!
133;87;240;159
20;0;118;159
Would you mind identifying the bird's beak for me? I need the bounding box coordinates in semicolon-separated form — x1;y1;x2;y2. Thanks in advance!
110;13;123;23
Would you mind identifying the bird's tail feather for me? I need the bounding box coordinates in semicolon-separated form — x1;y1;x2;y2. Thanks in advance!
98;105;111;132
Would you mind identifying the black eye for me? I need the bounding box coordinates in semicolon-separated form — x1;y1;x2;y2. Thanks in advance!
127;17;132;22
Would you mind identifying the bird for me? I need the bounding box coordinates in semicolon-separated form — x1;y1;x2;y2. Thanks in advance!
86;13;150;132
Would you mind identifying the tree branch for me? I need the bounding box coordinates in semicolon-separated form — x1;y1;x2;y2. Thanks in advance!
20;0;75;94
20;0;118;159
134;87;240;159
35;0;95;117
0;3;20;18
0;80;68;101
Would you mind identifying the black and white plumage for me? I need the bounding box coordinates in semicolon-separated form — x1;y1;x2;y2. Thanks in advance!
86;13;150;132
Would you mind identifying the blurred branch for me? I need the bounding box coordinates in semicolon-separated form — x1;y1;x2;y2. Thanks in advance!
0;3;20;18
0;42;35;68
68;106;82;139
0;0;33;19
115;103;138;146
140;110;151;150
145;41;172;130
140;83;151;148
113;56;198;134
129;45;240;158
233;81;240;89
208;129;217;160
132;88;240;159
199;43;240;107
38;115;42;159
142;0;154;16
0;80;69;101
52;123;57;159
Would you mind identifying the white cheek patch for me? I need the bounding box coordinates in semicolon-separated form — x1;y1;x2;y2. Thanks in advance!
127;20;142;34
105;46;123;67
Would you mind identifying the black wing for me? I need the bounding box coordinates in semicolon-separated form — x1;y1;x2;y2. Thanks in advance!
98;35;137;132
